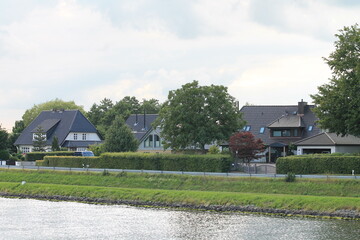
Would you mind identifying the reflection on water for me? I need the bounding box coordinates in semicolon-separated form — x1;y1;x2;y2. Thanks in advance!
0;197;359;240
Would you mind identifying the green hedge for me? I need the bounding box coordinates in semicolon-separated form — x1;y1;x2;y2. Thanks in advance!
26;151;75;161
42;153;232;172
277;155;360;174
42;156;100;168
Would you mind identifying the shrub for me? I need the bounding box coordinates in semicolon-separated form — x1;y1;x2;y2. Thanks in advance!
43;153;232;172
102;169;110;176
0;150;10;160
26;151;75;161
285;172;296;182
277;155;360;174
208;145;220;154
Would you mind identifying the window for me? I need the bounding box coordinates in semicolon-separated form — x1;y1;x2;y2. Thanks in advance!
271;129;300;137
259;127;265;134
243;125;251;131
21;147;30;153
82;133;87;140
154;135;161;147
273;130;282;137
308;125;313;131
74;133;78;140
144;135;153;148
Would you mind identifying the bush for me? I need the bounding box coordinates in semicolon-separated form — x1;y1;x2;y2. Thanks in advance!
26;151;75;161
284;172;296;182
277;155;360;174
42;156;100;168
0;150;10;160
208;145;220;154
43;153;232;172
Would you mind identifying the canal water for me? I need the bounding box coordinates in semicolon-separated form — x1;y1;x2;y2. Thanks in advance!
0;197;359;240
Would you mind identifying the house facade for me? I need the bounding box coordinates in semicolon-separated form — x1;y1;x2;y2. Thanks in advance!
238;100;321;162
14;109;102;152
295;132;360;154
125;114;170;153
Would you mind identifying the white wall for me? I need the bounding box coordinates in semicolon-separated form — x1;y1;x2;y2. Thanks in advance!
65;132;101;141
335;146;360;154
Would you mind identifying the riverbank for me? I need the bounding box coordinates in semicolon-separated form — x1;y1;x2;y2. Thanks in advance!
1;169;360;219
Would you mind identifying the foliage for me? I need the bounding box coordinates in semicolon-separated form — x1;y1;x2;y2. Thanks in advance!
51;136;60;151
311;24;360;136
154;81;245;151
32;126;47;152
229;132;265;164
104;116;138;152
88;143;105;156
8;120;25;153
0;125;8;150
284;172;296;182
26;151;74;161
276;155;360;174
22;98;85;127
43;153;232;172
208;145;220;154
0;150;10;160
88;97;161;138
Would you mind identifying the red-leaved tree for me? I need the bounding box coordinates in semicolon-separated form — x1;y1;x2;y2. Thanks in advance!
229;132;265;165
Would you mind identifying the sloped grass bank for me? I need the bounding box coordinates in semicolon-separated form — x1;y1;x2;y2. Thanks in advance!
0;170;360;219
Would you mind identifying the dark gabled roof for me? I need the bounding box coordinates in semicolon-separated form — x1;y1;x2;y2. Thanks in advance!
14;110;99;146
294;132;360;146
268;115;305;128
125;114;159;141
239;104;320;145
31;119;60;132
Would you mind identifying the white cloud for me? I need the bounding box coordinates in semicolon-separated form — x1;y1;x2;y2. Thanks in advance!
0;0;358;131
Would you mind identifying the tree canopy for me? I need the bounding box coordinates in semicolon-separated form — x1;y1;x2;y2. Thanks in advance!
104;116;138;152
229;132;265;164
88;96;161;137
154;80;245;151
22;98;85;127
311;24;360;136
0;125;8;151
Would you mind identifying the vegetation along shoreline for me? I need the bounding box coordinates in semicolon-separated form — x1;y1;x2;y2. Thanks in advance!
0;169;360;220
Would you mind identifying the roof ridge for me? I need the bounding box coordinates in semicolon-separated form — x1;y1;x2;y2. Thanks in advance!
325;132;336;144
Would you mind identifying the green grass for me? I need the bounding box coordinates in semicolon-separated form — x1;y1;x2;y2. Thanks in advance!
0;169;360;215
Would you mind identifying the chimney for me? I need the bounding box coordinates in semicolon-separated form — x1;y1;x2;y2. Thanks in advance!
297;99;307;116
142;108;147;131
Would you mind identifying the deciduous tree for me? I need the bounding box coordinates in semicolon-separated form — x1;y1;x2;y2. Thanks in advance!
229;132;265;165
311;24;360;136
154;81;245;152
22;99;85;127
104;116;138;152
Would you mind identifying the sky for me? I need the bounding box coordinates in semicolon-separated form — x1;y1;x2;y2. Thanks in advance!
0;0;359;131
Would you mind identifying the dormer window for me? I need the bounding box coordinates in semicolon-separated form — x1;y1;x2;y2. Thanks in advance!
259;127;265;134
243;125;251;131
271;129;300;137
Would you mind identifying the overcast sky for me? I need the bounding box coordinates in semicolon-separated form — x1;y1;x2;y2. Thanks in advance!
0;0;359;131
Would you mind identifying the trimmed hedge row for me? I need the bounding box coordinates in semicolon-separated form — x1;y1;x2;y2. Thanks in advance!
276;155;360;174
42;153;232;172
26;151;75;161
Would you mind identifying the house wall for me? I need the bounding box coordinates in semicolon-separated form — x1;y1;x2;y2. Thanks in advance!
18;145;52;153
335;146;360;154
65;132;101;141
138;128;167;153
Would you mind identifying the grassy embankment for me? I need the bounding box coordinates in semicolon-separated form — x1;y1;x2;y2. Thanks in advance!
0;169;360;217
